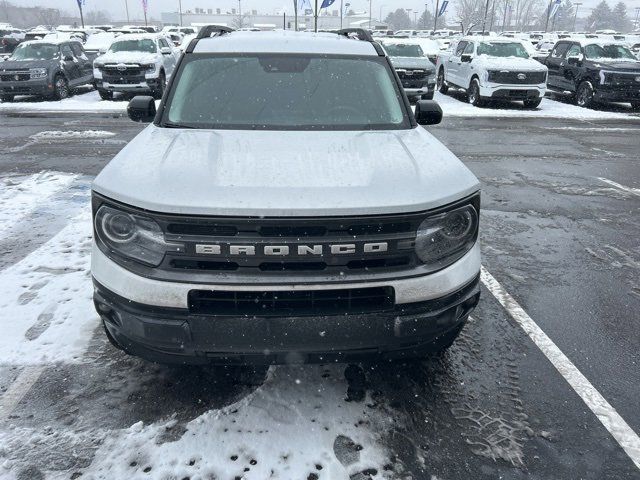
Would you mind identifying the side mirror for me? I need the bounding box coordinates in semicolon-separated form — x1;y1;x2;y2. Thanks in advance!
567;53;583;65
63;55;74;61
461;53;472;62
98;47;107;54
127;95;156;122
160;47;172;55
415;100;443;125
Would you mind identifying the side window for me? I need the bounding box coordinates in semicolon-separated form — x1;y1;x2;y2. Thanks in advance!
455;41;467;56
60;44;74;59
463;42;475;54
70;43;85;58
551;42;569;58
159;38;170;49
565;44;581;58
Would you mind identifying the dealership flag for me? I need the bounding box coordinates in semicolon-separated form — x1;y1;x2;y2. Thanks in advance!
550;0;562;18
321;0;336;7
438;0;449;17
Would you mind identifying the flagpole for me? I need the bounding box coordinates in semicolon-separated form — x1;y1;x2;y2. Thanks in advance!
294;0;298;31
314;0;318;32
124;0;130;23
340;0;343;28
77;0;85;28
544;0;553;32
433;0;439;34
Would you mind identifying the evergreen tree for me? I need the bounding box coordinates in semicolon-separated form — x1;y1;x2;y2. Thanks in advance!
585;0;613;31
384;8;413;30
611;2;632;32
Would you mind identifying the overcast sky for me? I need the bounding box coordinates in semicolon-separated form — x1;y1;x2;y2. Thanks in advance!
6;0;640;23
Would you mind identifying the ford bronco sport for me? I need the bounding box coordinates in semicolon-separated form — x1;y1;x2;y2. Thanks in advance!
91;28;481;364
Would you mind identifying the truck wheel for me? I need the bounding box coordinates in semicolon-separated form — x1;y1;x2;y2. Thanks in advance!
153;71;166;100
575;80;595;108
468;78;485;107
523;98;542;109
53;74;69;100
437;68;448;94
98;89;113;101
0;94;14;103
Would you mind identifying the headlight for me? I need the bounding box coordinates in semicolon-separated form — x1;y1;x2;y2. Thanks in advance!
93;62;104;69
29;68;47;79
95;205;183;267
599;71;608;84
141;63;156;72
415;204;478;271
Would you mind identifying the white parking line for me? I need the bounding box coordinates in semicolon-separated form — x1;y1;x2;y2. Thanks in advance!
481;267;640;470
0;366;45;422
597;177;640;198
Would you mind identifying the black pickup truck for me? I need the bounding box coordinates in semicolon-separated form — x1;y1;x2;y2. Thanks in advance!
543;40;640;110
0;39;94;102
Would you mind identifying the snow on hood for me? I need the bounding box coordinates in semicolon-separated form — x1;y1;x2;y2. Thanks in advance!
96;50;158;64
586;58;640;70
473;55;547;71
389;56;435;70
93;126;479;217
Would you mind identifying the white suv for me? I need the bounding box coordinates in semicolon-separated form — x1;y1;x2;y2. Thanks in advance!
93;33;178;100
91;28;481;365
436;36;548;108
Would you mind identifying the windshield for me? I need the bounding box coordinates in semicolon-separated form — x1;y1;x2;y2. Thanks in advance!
383;43;425;57
477;41;530;58
164;54;408;130
10;43;58;60
109;39;156;53
584;44;636;60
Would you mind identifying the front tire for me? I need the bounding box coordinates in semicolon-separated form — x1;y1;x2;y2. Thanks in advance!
523;98;542;109
98;89;113;101
0;94;14;102
53;74;69;100
575;80;595;108
468;78;485;107
437;68;448;94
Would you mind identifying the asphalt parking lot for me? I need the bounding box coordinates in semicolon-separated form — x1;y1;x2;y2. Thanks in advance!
0;93;639;479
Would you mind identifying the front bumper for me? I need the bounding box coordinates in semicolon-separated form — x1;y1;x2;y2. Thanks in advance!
95;77;160;93
0;78;53;96
404;82;436;97
479;82;546;99
92;242;481;364
594;83;640;102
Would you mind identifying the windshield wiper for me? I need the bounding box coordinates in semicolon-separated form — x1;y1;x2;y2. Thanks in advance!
161;122;197;129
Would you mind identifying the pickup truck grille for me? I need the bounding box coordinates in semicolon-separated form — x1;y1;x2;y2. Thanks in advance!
101;65;145;76
0;70;30;81
604;72;640;86
487;70;546;84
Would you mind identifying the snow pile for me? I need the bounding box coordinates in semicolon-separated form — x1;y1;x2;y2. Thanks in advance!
0;172;77;240
30;130;116;140
0;209;97;364
79;365;389;480
433;91;634;119
0;90;132;113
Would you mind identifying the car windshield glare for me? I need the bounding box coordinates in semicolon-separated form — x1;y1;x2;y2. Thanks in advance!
164;54;408;130
383;44;424;57
10;43;58;60
110;39;157;53
584;44;636;60
477;42;529;58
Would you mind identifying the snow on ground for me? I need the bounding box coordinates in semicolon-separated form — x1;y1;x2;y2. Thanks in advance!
0;172;77;240
0;90;130;113
433;91;635;120
30;130;116;140
75;365;389;480
0;89;637;121
0;176;96;364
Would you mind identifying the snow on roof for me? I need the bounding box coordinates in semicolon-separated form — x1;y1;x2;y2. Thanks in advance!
18;38;76;46
193;30;378;56
110;33;162;42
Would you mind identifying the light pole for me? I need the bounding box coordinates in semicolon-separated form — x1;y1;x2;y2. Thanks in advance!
544;0;553;32
123;0;130;23
433;0;440;34
424;3;428;28
315;0;319;31
379;4;386;22
369;0;372;29
572;2;582;31
238;0;242;29
178;0;183;27
481;0;491;33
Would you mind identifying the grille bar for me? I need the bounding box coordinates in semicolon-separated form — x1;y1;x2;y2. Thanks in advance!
188;287;395;316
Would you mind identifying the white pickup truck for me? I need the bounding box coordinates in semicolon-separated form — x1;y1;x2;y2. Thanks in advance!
436;36;548;108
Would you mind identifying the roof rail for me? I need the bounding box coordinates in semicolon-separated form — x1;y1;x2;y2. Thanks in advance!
196;25;234;39
335;28;374;42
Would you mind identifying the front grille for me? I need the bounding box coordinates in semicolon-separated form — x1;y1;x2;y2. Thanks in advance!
0;70;29;81
605;72;640;86
187;287;395;316
396;69;428;81
155;214;423;277
487;70;546;84
102;65;144;76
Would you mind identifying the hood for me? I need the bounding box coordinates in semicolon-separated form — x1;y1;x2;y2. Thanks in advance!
95;50;158;65
390;56;435;71
585;59;640;72
473;55;547;71
0;59;57;70
93;126;479;217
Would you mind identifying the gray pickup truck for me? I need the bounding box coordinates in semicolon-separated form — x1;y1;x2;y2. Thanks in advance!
381;40;436;102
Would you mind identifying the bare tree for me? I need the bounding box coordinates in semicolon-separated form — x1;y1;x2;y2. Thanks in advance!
35;7;61;27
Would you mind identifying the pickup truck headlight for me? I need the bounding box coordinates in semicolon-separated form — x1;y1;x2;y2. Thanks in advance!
415;204;478;270
95;205;183;267
141;63;156;73
29;68;47;79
